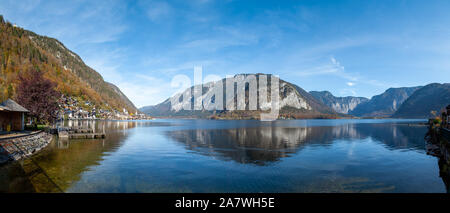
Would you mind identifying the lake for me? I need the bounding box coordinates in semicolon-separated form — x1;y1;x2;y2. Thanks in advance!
0;119;447;193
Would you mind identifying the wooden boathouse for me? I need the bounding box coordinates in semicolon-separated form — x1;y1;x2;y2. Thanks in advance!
0;99;29;132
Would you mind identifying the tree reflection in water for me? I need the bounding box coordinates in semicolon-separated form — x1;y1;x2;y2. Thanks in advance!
0;120;143;192
1;120;441;193
425;129;450;193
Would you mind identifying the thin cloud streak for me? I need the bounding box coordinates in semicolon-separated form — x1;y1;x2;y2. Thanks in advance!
2;1;450;106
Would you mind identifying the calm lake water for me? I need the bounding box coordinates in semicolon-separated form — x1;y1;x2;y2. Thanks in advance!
0;119;447;193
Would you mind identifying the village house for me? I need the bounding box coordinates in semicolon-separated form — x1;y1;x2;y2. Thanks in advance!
0;99;29;132
442;105;450;129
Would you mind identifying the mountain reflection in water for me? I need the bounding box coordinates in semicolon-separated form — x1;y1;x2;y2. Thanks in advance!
167;123;427;165
0;119;446;193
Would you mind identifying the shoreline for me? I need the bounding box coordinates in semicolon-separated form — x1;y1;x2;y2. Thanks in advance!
149;117;427;121
0;118;426;165
0;131;53;165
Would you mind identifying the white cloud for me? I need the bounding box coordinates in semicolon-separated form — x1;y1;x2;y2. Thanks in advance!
180;26;259;52
118;81;171;108
295;65;340;77
0;0;128;47
81;47;127;82
2;0;419;107
0;0;41;13
143;60;218;75
339;88;357;96
142;1;172;21
295;56;359;82
79;47;168;108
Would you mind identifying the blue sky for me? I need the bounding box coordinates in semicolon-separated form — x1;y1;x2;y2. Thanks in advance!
1;0;450;107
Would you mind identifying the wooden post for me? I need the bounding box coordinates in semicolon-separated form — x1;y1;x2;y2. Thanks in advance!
21;112;25;131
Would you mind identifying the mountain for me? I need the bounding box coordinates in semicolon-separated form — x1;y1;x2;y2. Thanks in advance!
392;83;450;118
349;86;422;117
0;15;137;115
309;91;369;114
140;74;338;119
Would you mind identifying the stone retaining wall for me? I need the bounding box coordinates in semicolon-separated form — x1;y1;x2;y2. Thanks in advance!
426;128;450;192
0;131;53;164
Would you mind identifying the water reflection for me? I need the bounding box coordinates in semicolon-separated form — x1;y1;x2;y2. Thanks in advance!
167;123;427;165
0;120;140;192
0;120;442;193
425;129;450;193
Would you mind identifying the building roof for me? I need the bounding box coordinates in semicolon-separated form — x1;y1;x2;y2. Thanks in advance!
0;99;29;112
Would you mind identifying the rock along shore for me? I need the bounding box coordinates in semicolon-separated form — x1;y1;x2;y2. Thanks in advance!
0;131;53;164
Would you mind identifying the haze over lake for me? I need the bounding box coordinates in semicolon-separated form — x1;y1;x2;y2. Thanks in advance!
1;119;446;193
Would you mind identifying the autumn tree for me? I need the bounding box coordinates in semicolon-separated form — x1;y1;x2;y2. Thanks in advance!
16;71;61;124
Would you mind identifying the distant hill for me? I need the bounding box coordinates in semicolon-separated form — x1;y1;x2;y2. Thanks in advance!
309;91;369;114
392;83;450;118
140;74;338;119
0;15;137;114
349;86;422;117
